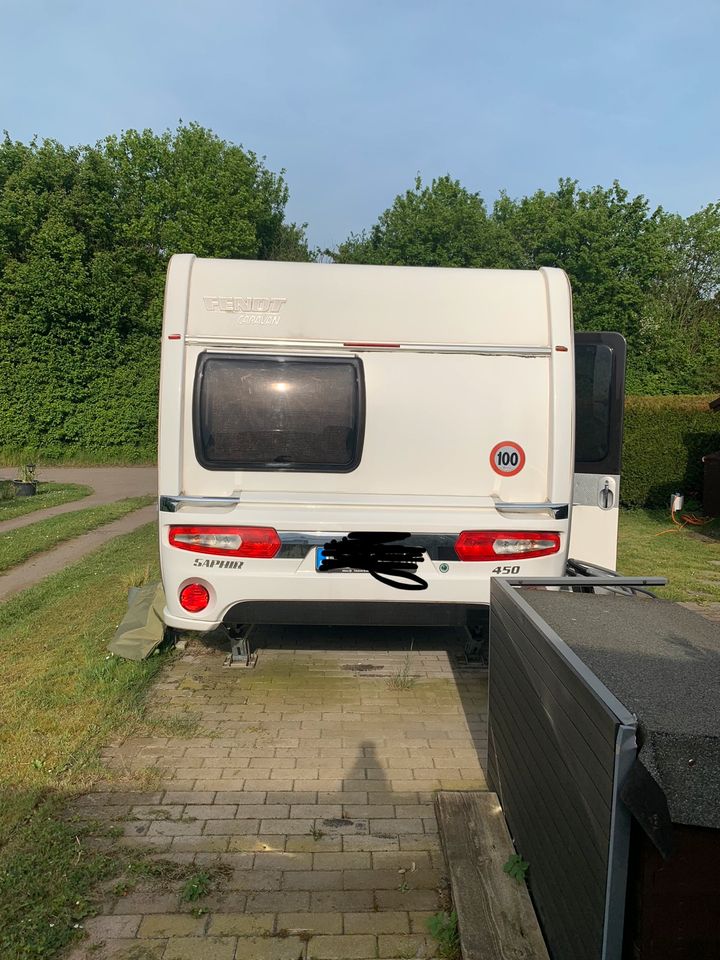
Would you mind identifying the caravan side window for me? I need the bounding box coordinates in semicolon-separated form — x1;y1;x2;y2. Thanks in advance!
193;353;365;472
574;344;613;463
574;332;626;476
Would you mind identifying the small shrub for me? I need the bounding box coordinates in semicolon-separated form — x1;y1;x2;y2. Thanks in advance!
180;871;213;902
503;853;530;882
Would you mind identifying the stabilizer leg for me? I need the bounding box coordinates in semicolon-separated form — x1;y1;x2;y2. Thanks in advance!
463;623;489;665
223;624;258;668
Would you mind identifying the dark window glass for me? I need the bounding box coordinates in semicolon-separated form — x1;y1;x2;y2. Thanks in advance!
194;354;364;471
575;344;613;463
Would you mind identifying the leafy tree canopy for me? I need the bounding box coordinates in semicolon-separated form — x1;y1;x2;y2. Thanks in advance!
333;175;720;394
0;124;308;457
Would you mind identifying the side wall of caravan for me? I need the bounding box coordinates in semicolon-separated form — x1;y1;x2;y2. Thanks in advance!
158;254;195;499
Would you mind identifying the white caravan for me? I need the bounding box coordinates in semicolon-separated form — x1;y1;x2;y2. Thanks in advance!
158;255;625;646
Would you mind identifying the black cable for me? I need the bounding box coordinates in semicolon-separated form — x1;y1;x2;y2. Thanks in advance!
319;532;428;591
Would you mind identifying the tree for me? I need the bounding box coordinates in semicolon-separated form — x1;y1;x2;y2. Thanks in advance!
633;204;720;392
493;180;670;329
0;124;309;457
333;174;720;393
333;175;505;268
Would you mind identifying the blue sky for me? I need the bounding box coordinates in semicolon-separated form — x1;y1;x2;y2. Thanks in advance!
1;0;718;250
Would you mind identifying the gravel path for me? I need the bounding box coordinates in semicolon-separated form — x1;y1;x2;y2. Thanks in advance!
0;467;156;533
0;467;157;602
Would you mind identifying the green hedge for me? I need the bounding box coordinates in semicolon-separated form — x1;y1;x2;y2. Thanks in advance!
622;395;720;508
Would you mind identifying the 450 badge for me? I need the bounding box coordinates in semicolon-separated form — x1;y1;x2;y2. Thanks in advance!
192;558;244;569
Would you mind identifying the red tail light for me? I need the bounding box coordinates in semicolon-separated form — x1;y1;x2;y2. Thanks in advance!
169;526;281;559
179;583;210;612
455;530;561;561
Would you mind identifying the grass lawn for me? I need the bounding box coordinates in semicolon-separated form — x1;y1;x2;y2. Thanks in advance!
0;523;166;960
618;508;720;602
0;496;154;573
0;447;155;467
0;482;92;521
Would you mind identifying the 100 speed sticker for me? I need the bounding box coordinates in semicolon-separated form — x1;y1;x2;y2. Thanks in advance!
489;441;525;477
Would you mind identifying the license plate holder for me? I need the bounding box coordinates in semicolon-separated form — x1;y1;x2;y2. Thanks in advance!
315;546;365;573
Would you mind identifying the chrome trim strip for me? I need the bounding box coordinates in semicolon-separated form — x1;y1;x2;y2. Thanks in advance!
494;502;569;519
161;496;569;522
184;337;552;357
160;495;241;512
279;531;350;544
276;531;460;561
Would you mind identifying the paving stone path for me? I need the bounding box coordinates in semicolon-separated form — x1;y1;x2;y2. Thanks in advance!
67;628;488;960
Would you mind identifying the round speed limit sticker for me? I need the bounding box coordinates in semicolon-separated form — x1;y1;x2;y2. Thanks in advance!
490;441;526;477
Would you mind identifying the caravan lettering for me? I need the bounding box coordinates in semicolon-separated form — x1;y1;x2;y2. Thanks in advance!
203;296;287;314
192;559;244;569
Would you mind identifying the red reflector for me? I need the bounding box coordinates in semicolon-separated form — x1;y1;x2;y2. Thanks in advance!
169;525;281;558
455;530;561;561
167;334;182;340
343;342;401;348
179;583;210;612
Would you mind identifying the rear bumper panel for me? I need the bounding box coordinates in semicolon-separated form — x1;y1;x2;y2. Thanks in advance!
222;600;487;627
160;552;565;631
159;507;569;632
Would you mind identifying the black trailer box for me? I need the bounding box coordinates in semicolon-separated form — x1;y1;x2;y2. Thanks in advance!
488;583;720;960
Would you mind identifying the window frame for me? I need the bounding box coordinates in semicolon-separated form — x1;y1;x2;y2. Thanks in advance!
192;351;366;473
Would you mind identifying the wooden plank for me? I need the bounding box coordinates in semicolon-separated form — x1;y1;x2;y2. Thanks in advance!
436;790;550;960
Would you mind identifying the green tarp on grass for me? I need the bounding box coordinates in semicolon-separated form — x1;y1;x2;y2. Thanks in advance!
109;582;167;661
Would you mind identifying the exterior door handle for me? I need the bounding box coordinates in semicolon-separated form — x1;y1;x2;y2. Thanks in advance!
599;477;616;510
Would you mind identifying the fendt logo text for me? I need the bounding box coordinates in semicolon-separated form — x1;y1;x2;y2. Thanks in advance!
203;296;287;325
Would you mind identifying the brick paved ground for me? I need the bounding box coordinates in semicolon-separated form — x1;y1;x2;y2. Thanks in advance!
67;626;488;959
679;600;720;623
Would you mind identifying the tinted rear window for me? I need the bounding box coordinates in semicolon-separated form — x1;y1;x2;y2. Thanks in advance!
193;354;364;471
575;344;613;463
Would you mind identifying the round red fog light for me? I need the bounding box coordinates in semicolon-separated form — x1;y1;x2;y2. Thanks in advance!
179;583;210;613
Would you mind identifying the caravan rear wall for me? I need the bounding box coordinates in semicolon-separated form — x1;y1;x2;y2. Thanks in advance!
158;256;579;633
